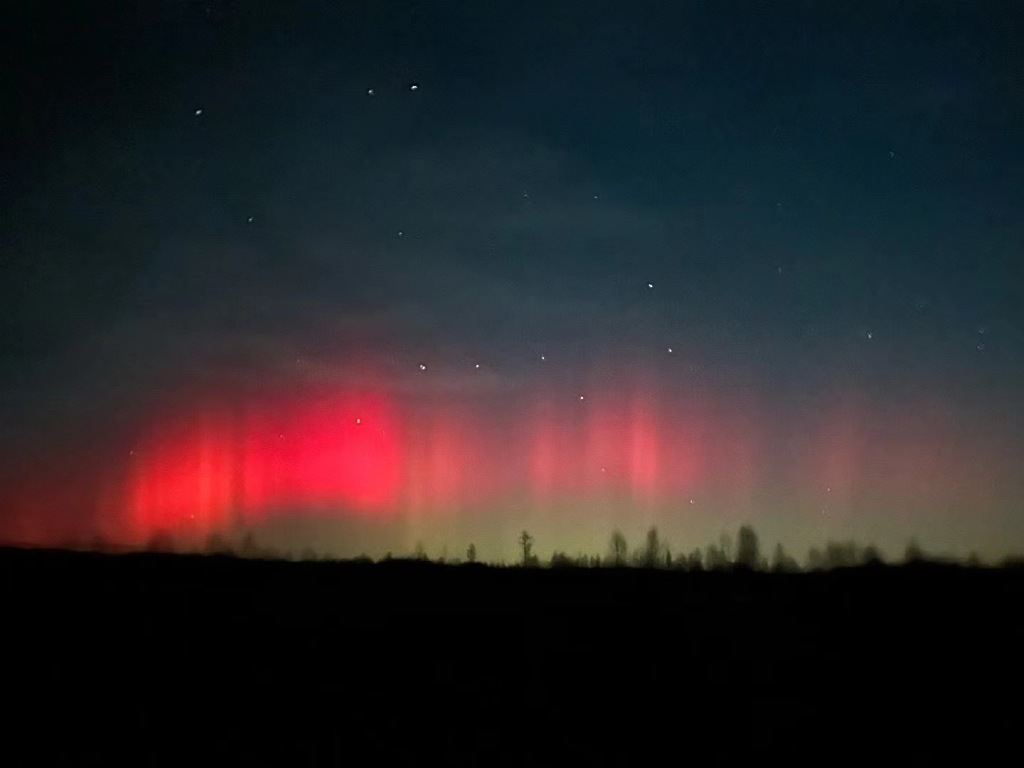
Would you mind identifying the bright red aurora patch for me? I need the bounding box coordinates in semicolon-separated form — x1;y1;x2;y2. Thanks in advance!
126;392;403;539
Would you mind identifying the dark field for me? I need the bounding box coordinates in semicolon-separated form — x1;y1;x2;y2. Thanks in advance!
4;549;1023;765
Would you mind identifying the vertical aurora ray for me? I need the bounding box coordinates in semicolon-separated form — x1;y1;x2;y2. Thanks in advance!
0;371;1019;560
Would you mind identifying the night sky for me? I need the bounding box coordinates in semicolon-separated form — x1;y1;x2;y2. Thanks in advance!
3;0;1023;562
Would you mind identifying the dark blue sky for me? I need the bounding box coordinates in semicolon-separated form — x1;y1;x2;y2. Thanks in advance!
2;1;1023;557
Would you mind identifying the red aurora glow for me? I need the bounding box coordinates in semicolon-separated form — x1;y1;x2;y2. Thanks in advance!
126;393;403;537
119;386;731;541
109;382;995;543
0;378;1006;550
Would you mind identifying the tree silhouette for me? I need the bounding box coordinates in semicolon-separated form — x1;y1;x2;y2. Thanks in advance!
806;547;824;570
686;548;704;571
519;530;535;566
719;532;734;563
824;540;859;568
550;551;574;568
904;538;924;564
640;526;666;568
608;530;628;567
705;543;728;570
466;543;477;563
735;525;760;569
771;543;799;573
863;545;884;566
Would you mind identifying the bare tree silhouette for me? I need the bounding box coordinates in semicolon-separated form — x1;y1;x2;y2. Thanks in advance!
608;530;628;567
519;530;536;567
639;526;667;568
466;543;477;563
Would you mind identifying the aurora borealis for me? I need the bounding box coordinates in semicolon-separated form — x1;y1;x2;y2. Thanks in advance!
2;1;1024;561
4;354;1021;561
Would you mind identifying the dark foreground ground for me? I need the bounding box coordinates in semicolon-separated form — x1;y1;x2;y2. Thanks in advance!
4;548;1023;766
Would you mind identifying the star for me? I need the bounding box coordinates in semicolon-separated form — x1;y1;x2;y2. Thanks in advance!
689;499;695;505
540;355;546;361
367;88;375;96
647;282;654;289
409;83;419;91
474;364;480;369
667;347;673;353
419;364;427;371
398;231;404;237
247;216;253;223
356;418;361;425
194;108;203;116
579;395;585;401
866;331;873;340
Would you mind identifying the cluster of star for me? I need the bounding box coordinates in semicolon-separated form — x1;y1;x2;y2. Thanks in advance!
189;70;991;421
398;278;681;405
190;91;687;380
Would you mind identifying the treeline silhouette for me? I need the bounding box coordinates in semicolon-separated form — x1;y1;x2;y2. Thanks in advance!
178;523;996;570
7;524;1024;765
